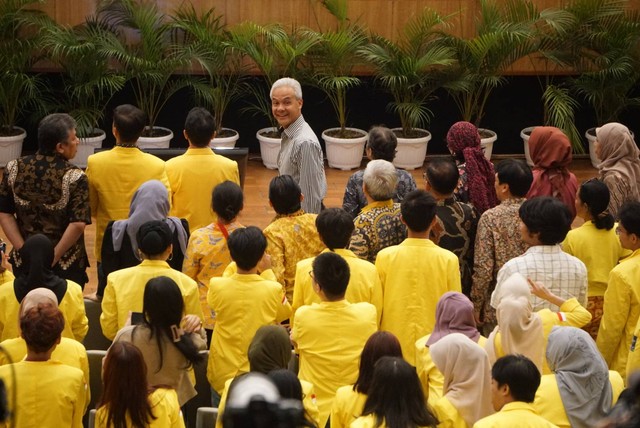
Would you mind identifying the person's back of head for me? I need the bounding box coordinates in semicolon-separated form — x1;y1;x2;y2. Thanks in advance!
213;181;244;224
248;325;292;374
184;107;216;147
269;175;302;215
400;189;437;233
354;331;403;395
37;113;77;155
136;220;173;258
618;201;640;240
367;127;397;162
491;354;540;411
20;303;65;354
113;104;147;144
228;226;267;271
495;159;533;198
363;159;398;202
425;158;460;196
315;208;355;251
578;179;614;230
519;196;572;245
362;356;438;428
311;252;350;301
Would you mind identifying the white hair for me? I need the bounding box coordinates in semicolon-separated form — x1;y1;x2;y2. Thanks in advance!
270;77;303;99
363;159;398;201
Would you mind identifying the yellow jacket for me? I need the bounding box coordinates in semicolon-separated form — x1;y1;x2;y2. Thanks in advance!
375;238;461;365
292;248;383;326
533;371;623;428
99;259;203;340
330;385;367;428
0;280;87;342
431;396;471;428
86;146;170;261
473;402;559;428
95;388;184;428
597;249;640;379
207;273;291;393
291;300;377;428
165;147;239;232
0;360;86;428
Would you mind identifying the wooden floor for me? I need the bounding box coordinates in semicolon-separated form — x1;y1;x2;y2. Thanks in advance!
0;156;599;295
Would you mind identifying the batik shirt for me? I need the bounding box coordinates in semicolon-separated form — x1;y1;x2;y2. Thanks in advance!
349;200;407;263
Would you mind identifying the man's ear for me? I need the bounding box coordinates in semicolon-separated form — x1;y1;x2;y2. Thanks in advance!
299;193;305;203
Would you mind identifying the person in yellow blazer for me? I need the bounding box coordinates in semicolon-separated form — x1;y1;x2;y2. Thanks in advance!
292;208;382;326
0;298;87;428
597;201;640;380
86;104;170;266
207;227;291;401
534;327;623;428
473;355;558;428
375;190;461;366
0;234;88;342
100;221;203;340
291;252;378;428
166;108;239;232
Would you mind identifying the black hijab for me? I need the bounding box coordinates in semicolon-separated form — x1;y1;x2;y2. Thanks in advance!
14;234;67;303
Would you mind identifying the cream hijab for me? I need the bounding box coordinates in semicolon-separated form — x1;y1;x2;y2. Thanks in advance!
490;272;531;309
20;287;58;315
596;122;640;201
431;333;494;426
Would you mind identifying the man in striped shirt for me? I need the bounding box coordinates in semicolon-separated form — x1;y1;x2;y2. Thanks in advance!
271;77;327;214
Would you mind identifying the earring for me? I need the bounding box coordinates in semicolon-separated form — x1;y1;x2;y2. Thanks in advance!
167;252;173;261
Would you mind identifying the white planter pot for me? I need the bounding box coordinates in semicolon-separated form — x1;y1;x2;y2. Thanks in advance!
257;127;281;169
210;128;239;149
391;128;431;170
0;127;26;168
479;128;497;161
74;129;106;168
322;127;368;170
137;126;173;149
520;126;537;166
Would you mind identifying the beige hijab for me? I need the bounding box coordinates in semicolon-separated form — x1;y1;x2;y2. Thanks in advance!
490;272;531;309
431;333;494;426
486;297;544;373
596;122;640;201
19;288;58;316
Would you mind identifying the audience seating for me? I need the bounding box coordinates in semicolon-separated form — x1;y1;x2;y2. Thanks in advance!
83;298;112;351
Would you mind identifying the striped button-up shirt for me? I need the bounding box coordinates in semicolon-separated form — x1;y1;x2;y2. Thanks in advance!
277;114;327;214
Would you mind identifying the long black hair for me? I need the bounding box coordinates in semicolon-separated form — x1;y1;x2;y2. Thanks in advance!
579;179;614;230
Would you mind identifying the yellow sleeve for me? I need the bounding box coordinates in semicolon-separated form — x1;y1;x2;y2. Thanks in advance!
79;348;90;407
69;283;89;342
292;262;310;326
159;168;171;210
215;382;229;428
561;234;574;256
448;255;462;292
72;374;87;428
184;280;204;322
100;277;119;341
557;298;592;328
275;284;292;324
182;235;201;281
265;232;286;286
330;387;349;428
302;381;320;427
597;271;631;366
370;271;383;326
86;162;98;216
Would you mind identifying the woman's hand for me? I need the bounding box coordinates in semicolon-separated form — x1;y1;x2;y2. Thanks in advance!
181;314;203;334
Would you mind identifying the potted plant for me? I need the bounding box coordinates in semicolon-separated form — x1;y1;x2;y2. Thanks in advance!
95;0;194;148
359;8;456;169
446;0;543;160
0;0;51;166
43;17;126;167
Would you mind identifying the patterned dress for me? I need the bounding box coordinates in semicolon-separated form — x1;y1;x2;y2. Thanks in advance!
349;200;407;263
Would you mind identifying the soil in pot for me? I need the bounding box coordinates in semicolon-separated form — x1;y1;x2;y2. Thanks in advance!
141;127;172;138
392;128;430;139
259;128;282;139
325;128;367;139
216;128;239;138
0;127;25;137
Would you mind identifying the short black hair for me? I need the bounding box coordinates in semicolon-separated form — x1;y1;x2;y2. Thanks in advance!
228;226;267;271
495;159;533;198
38;113;77;154
312;252;350;300
519;197;572;245
213;181;244;223
400;190;437;233
113;104;147;143
269;175;301;215
367;126;397;162
619;201;640;237
315;208;354;250
425;158;459;195
136;220;173;256
492;354;541;403
184;107;215;148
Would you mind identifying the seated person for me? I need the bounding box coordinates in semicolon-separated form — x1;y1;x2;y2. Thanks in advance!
0;300;86;427
291;252;378;427
350;159;407;263
100;221;202;340
342;126;417;218
207;226;291;402
292;208;382;325
99;179;189;297
473;355;558;428
263;175;324;301
0;234;87;342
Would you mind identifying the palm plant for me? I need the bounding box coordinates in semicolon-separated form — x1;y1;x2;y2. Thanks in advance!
95;0;194;136
0;0;51;136
359;9;457;137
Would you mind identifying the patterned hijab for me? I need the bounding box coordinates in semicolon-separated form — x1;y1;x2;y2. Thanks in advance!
14;234;67;304
426;292;480;346
248;325;292;374
526;127;578;217
596;122;640;202
547;326;613;428
446;121;498;214
431;333;494;426
111;180;188;258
